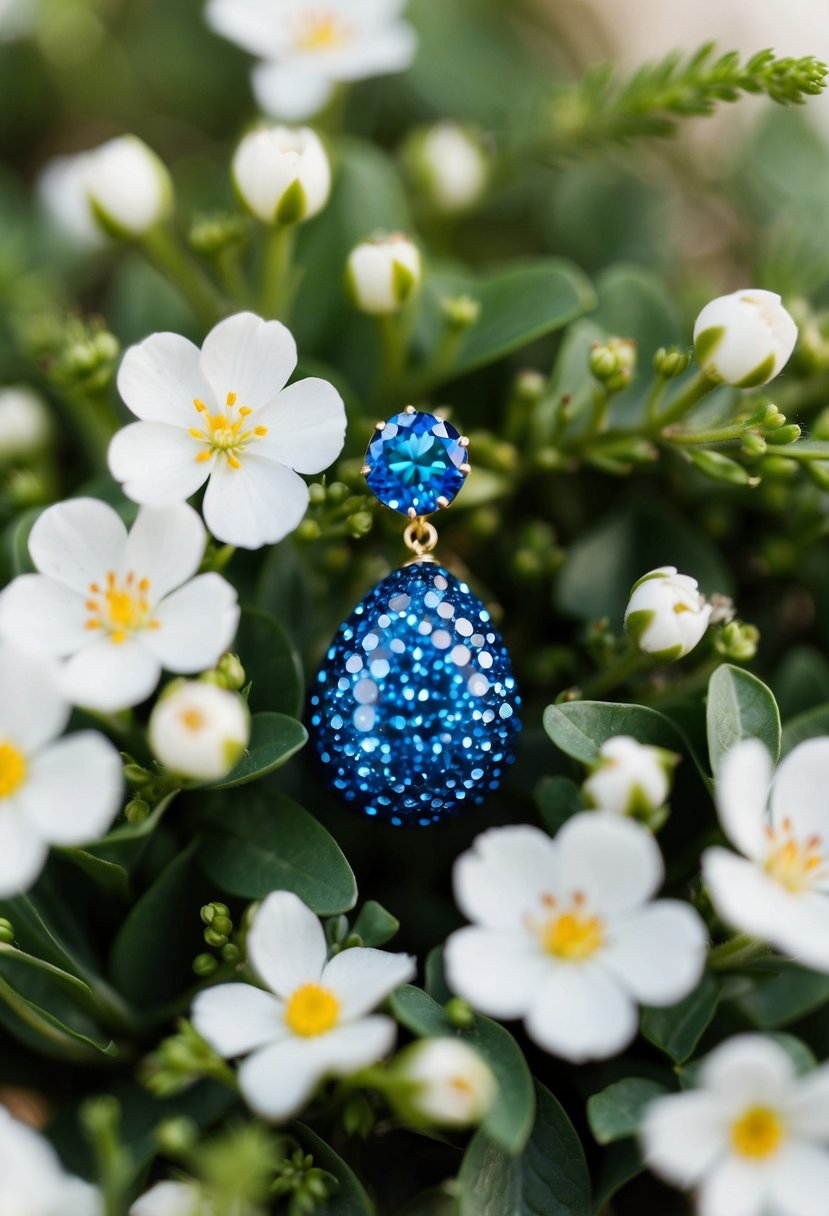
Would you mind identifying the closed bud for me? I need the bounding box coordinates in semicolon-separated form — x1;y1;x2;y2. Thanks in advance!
189;210;247;256
583;735;676;818
689;448;757;486
693;289;798;387
445;997;475;1029
346;233;421;315
155;1116;198;1156
513;369;546;404
149;681;250;782
405;122;489;214
203;926;227;948
589;338;636;391
714;620;760;662
0;917;14;944
200;901;230;926
308;482;326;505
348;510;373;538
654;346;690;378
124;798;150;824
0;387;51;463
441;294;480;330
625;567;713;661
232;125;331;225
213;652;246;691
741;432;767;458
193;953;219;977
65;136;172;240
765;423;801;446
752;403;787;431
392;1039;496;1128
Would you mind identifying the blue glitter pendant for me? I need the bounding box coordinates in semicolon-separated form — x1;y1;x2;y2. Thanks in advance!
309;406;520;825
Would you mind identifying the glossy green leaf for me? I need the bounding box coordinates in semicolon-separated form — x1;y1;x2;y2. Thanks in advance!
0;970;116;1063
458;1080;590;1216
0;942;92;1002
543;700;705;780
587;1078;668;1145
206;712;307;790
290;1121;374;1215
198;790;357;914
235;606;304;718
706;664;781;777
641;974;720;1064
57;848;130;899
351;900;399;947
83;791;179;872
731;958;829;1029
592;1142;643;1215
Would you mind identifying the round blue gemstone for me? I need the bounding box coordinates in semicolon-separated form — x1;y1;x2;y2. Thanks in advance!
365;410;466;516
309;561;521;826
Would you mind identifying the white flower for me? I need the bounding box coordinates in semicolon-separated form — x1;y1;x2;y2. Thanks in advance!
346;234;421;315
625;566;713;661
0;386;51;462
233;125;331;224
0;642;122;896
395;1038;496;1128
129;1181;205;1216
410;123;488;214
694;289;798;388
444;815;707;1063
0;498;239;713
0;1105;103;1216
642;1034;829;1216
702;737;829;973
205;0;417;122
582;735;674;817
149;680;250;781
108;311;346;550
191;890;415;1120
39;137;171;243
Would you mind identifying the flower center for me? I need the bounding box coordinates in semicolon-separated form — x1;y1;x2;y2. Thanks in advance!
0;741;26;799
731;1106;784;1160
85;571;160;645
190;392;268;471
285;982;340;1037
764;817;825;893
534;892;605;962
181;709;206;731
293;10;353;52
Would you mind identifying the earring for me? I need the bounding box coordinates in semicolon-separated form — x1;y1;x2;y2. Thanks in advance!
309;407;521;826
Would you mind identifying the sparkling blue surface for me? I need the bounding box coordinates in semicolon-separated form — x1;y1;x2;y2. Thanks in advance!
365;411;466;516
309;561;521;826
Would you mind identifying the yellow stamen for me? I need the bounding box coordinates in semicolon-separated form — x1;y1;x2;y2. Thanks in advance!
226;391;237;406
254;426;268;437
731;1107;784;1160
285;983;340;1037
193;398;207;413
673;602;691;614
541;910;605;961
0;741;27;799
228;455;241;470
84;572;157;643
765;822;825;893
293;10;353;51
196;451;212;463
181;709;205;731
189;390;267;470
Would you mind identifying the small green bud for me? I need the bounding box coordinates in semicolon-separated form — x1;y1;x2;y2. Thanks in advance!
441;294;480;330
765;424;801;445
653;346;690;378
589;338;636;391
689;448;757;486
326;482;349;505
296;519;321;542
200;900;230;925
189;210;247;256
308;482;326;505
741;432;767;458
124;798;150;824
752;402;787;431
0;917;14;944
715;619;760;663
123;762;153;787
193;953;219;977
348;511;373;538
445;996;476;1029
513;369;546;404
221;942;241;963
156;1116;198;1155
204;926;228;948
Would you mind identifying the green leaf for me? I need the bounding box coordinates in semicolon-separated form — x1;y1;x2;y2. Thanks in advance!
198;789;357;914
706;664;781;777
781;702;829;755
205;712;307;790
535;775;584;834
458;1080;591;1216
82;791;178;872
592;1141;643;1215
57;848;130;899
290;1121;374;1215
543;700;705;780
0;971;117;1063
235;606;304;718
731;958;829;1029
641;973;720;1064
586;1078;668;1145
0;942;93;1002
351;900;399;947
389;986;535;1156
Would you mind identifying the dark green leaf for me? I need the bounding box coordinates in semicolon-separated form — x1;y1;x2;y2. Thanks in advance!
57;848;130;899
535;776;583;834
351;900;399;947
206;712;307;790
641;973;720;1063
543;700;706;780
458;1080;590;1216
0;971;116;1063
706;664;781;777
592;1141;644;1215
586;1078;668;1145
731;958;829;1029
781;703;829;755
83;791;178;872
235;607;304;718
198;790;357;914
290;1121;374;1215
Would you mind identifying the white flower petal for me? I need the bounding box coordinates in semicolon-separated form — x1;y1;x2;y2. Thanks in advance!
145;573;239;673
19;731;123;846
129;1180;200;1216
0;806;48;897
28;497;127;593
321;21;417;80
248;890;327;998
64;1177;104;1216
770;737;829;843
0;642;68;750
0;1110;73;1212
108;422;212;506
452;824;560;930
117;332;213;425
256;378;346;474
60;637;161;712
786;1062;829;1139
716;738;773;861
698;1157;768;1216
205;0;291;57
191;982;284;1057
524;962;638;1062
780;891;829;973
444;926;549;1019
700;1035;795;1108
202;455;309;549
199;312;297;412
237;1036;325;1120
768;1141;829;1216
310;1015;396;1074
321;947;415;1020
602;900;707;1006
124;504;207;601
641;1091;727;1186
0;574;88;657
252;61;335;122
556;811;663;916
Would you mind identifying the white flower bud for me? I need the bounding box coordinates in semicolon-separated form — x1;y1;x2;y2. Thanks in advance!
148;682;250;781
583;735;674;816
130;1181;204;1216
38;153;105;248
625;567;713;661
0;386;50;461
232;125;331;225
84;136;172;239
346;234;421;315
412;123;488;214
693;289;798;388
396;1038;496;1128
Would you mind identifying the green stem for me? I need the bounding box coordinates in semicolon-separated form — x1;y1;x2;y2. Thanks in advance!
582;385;612;444
663;421;751;446
650;371;718;432
215;245;249;306
645;372;669;424
407;325;465;397
570;647;652;700
709;933;772;971
141;227;224;328
376;313;407;403
259;224;296;320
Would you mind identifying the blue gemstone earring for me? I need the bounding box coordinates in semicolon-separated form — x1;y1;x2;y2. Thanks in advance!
309;407;521;826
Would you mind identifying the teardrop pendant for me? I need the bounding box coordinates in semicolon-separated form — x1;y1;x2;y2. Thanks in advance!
309;560;521;826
